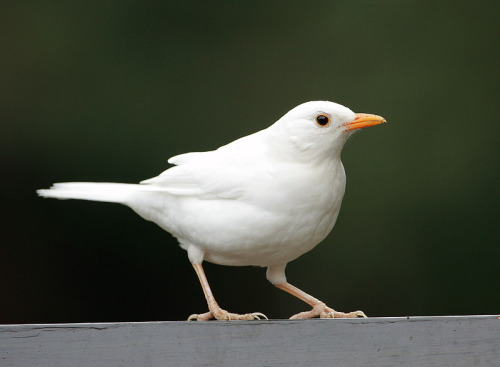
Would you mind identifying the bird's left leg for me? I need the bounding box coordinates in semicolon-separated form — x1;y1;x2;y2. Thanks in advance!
188;262;267;321
266;264;367;319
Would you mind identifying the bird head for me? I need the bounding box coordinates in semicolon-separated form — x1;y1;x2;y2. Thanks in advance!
269;101;386;162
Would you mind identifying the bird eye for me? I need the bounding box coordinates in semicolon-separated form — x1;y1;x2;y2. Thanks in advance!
315;114;330;126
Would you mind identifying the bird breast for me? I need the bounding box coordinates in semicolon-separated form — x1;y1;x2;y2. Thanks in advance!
173;159;347;267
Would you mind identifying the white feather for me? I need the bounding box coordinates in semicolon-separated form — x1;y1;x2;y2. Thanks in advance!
37;182;160;203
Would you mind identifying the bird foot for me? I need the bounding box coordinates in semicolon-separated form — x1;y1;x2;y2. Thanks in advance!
188;309;268;321
290;302;367;319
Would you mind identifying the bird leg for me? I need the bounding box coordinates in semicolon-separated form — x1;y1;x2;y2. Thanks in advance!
187;263;267;321
274;282;367;319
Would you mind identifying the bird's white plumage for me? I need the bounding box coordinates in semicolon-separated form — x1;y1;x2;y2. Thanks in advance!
38;101;357;267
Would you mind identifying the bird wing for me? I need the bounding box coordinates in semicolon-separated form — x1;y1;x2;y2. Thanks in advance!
140;152;254;200
141;129;271;199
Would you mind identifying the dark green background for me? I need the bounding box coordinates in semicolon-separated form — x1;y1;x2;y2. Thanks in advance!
2;1;499;323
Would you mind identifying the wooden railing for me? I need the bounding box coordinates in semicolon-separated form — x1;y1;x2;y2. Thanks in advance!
1;315;499;366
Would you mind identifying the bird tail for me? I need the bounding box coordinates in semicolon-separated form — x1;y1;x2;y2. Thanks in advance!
37;182;145;204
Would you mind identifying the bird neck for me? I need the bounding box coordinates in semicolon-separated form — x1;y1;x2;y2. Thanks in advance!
264;127;347;165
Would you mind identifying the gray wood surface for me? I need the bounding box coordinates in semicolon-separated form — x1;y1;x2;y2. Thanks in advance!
1;316;499;367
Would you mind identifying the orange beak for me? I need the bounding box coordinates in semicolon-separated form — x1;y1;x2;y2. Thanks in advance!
344;113;386;131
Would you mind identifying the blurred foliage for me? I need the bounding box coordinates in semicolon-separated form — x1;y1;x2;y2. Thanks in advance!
1;1;499;323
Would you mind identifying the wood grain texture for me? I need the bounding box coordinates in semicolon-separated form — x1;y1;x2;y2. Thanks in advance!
1;316;499;366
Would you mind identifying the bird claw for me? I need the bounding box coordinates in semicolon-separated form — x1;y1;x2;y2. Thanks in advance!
250;312;268;320
188;311;213;321
187;310;268;321
290;302;367;319
337;310;367;318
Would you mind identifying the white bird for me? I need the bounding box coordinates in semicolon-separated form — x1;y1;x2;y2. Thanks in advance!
38;101;385;321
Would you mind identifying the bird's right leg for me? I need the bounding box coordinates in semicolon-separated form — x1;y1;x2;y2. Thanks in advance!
187;262;267;321
267;263;366;319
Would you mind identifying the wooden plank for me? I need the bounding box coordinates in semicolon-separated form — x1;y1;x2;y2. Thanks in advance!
1;316;499;366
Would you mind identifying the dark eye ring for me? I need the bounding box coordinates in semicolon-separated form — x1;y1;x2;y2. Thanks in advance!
316;114;330;126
